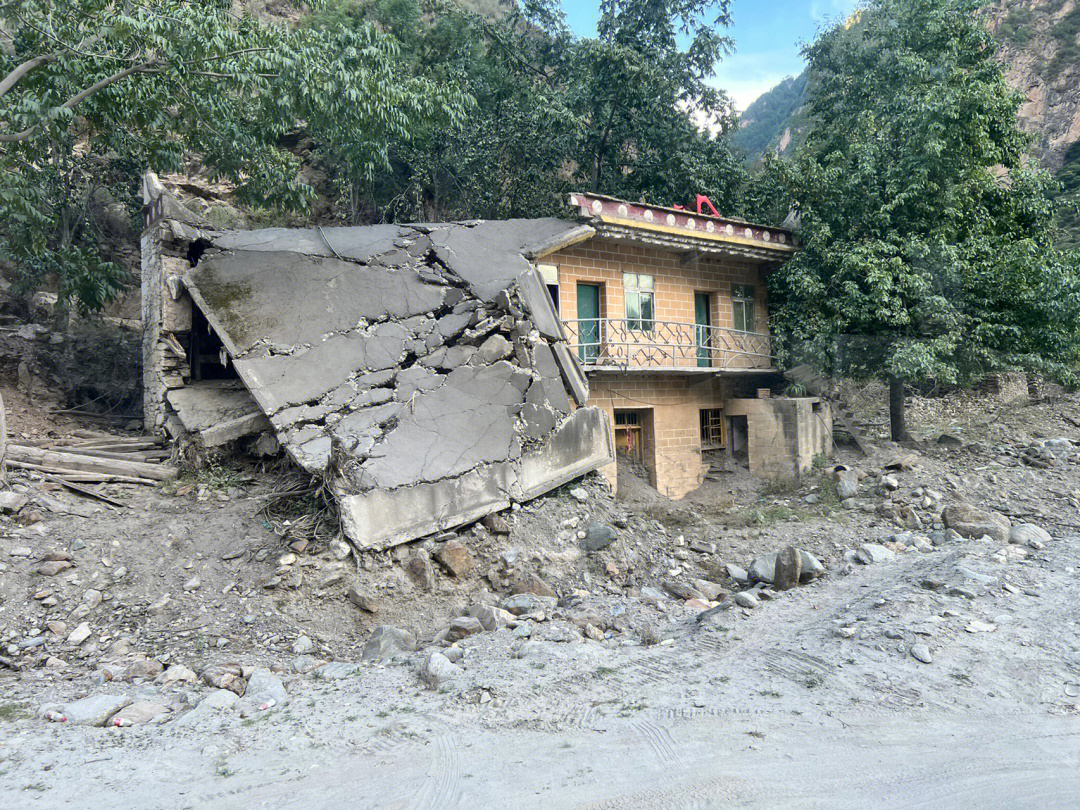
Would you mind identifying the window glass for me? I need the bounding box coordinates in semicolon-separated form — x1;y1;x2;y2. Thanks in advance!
732;284;756;332
624;274;655;332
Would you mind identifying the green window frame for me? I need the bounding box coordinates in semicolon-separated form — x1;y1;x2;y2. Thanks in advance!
732;283;756;333
624;272;655;332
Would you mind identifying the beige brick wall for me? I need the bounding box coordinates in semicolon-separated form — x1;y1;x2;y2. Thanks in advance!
726;398;833;479
587;373;727;498
547;238;771;370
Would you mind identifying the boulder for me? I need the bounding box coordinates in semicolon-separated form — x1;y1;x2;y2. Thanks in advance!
836;471;859;500
581;522;618;553
446;616;484;641
856;544;895;565
404;549;436;590
725;564;749;584
510;572;556;599
692;579;725;601
501;593;555;616
749;549;823;585
435;540;474;578
1009;523;1051;548
362;625;416;663
346;585;379;614
110;701;170;727
202;664;246;696
733;592;759;609
773;546;802;591
466;604;513;632
942;504;1010;544
420;652;460;690
61;694;132;727
662;579;703;601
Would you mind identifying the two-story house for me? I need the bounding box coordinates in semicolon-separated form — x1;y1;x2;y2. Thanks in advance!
536;193;833;498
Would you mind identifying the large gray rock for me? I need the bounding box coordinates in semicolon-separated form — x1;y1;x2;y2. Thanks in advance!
420;652;461;690
773;546;802;591
857;543;895;564
1010;523;1051;548
446;617;484;641
748;550;824;585
61;694;132;727
836;471;859;500
942;504;1011;544
581;522;618;553
362;626;416;663
501;594;555;616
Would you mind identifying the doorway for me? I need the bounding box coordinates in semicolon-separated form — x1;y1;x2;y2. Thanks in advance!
695;292;712;368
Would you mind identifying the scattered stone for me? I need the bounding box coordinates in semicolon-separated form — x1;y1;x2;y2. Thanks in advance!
183;575;201;592
291;655;326;674
421;651;460;689
292;635;314;655
501;593;555;616
329;539;352;561
511;572;556;599
937;434;962;447
315;662;363;680
836;626;856;639
773;546;802;592
965;620;997;633
856;544;895;565
67;622;92;646
347;585;380;614
435;540;474;578
734;591;759;609
0;492;27;513
910;644;933;664
581;522;618;553
61;694;132;727
725;564;749;584
123;659;164;681
942;504;1011;544
110;701;170;727
362;625;416;663
881;474;900;491
404;549;436;591
662;579;703;601
161;664;198;685
692;579;725;601
1010;523;1051;548
447;616;484;641
36;560;73;577
836;471;859;500
466;604;513;632
201;664;246;695
569;488;589;504
583;623;605;641
240;668;288;714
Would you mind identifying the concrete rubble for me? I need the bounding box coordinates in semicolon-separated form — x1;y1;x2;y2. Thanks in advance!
142;173;614;551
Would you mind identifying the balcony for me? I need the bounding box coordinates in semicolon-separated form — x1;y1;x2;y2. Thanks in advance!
562;318;774;372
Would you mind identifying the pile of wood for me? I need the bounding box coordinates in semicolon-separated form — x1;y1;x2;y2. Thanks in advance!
6;430;178;505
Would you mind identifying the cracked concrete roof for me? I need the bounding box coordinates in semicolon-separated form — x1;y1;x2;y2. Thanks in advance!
179;218;613;550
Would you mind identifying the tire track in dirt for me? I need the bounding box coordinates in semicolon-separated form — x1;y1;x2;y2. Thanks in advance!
405;733;464;810
630;718;683;768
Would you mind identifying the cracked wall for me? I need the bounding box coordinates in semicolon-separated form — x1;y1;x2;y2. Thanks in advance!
142;181;612;550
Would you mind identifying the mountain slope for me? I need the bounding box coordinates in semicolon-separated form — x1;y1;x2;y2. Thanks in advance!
736;1;1080;170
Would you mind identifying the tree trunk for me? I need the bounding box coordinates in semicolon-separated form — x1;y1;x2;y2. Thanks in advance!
889;376;908;442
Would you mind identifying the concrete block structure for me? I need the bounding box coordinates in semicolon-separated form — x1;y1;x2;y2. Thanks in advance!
543;193;834;497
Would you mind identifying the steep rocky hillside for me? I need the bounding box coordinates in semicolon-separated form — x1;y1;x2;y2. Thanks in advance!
735;0;1080;171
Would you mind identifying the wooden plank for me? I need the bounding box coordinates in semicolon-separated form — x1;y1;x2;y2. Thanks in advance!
8;444;178;481
54;479;127;508
7;459;160;485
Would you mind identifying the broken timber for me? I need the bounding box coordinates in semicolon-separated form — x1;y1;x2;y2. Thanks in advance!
7;444;178;482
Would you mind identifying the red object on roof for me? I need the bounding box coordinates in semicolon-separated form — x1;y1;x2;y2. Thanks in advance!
695;194;720;218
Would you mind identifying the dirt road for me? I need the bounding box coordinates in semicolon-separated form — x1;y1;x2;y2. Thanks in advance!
4;527;1079;808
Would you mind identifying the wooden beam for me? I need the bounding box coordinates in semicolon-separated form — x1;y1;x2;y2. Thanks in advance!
8;445;178;481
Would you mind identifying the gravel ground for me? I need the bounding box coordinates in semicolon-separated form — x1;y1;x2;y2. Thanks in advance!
1;384;1079;807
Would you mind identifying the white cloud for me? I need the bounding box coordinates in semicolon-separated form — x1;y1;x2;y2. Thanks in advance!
711;49;805;113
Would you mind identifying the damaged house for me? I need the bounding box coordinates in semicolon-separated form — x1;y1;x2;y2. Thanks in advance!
141;174;832;550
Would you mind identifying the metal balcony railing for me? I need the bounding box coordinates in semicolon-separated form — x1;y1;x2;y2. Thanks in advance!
562;318;774;371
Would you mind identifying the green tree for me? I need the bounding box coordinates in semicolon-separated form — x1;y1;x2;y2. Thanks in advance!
770;0;1080;441
307;0;749;223
0;0;465;310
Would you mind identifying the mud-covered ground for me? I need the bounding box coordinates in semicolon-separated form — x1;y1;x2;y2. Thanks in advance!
1;381;1079;807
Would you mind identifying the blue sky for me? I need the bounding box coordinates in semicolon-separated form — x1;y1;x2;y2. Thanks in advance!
562;0;861;111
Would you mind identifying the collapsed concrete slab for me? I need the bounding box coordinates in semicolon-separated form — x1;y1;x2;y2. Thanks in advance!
141;174;612;550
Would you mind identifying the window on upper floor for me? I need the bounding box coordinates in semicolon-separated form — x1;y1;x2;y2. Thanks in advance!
732;283;756;333
624;272;655;332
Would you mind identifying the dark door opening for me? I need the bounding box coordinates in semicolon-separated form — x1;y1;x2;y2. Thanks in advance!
188;307;238;382
695;292;712;368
